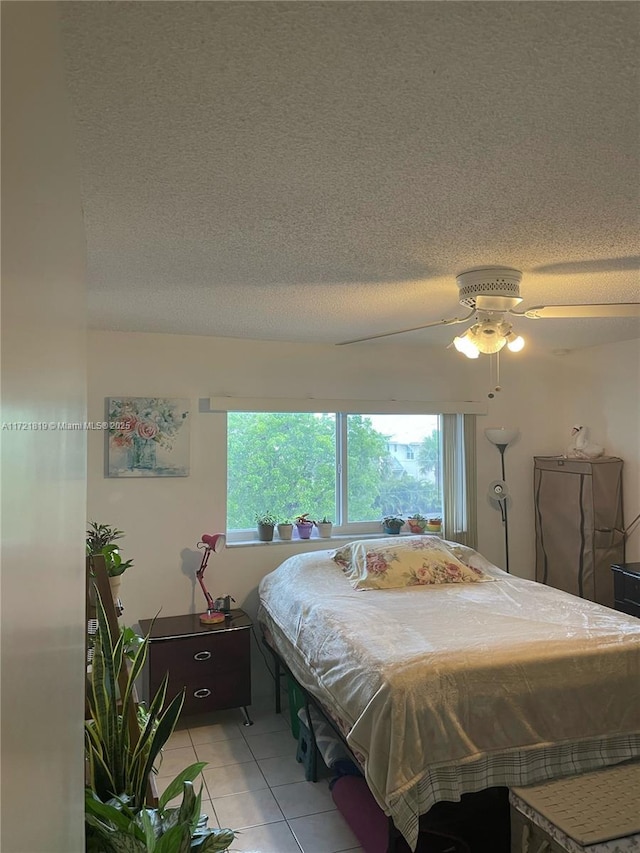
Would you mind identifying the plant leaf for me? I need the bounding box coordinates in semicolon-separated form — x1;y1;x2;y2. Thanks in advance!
192;828;236;852
153;823;190;853
137;808;157;851
85;790;136;834
138;690;185;797
158;764;207;812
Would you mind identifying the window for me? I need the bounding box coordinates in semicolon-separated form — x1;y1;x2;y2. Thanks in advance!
227;412;443;538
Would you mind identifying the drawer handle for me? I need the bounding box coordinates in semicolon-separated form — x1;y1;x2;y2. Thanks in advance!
193;651;212;661
193;688;211;699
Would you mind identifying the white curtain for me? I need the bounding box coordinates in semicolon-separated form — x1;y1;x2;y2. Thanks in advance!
442;414;477;548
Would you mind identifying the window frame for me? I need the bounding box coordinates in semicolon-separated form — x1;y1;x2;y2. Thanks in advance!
224;408;454;543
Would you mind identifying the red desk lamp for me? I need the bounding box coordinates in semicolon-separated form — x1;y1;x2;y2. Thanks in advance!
196;533;226;624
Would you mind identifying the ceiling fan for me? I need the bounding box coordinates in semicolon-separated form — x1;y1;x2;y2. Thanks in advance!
338;266;640;356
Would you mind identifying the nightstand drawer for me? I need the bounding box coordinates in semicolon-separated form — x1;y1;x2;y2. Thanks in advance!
149;629;250;682
179;671;251;715
612;563;640;618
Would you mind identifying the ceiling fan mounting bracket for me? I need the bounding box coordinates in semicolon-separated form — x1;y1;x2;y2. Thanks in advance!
456;267;523;312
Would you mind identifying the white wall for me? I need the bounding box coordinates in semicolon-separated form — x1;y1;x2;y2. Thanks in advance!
87;333;569;658
1;4;87;851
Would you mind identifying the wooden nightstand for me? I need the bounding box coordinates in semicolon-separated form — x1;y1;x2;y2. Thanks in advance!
139;609;253;725
611;563;640;618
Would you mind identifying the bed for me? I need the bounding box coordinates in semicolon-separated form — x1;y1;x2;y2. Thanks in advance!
257;537;640;851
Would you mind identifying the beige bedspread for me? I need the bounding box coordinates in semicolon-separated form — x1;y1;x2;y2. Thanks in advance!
257;542;640;849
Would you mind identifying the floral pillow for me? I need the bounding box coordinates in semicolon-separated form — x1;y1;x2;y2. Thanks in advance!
332;536;493;590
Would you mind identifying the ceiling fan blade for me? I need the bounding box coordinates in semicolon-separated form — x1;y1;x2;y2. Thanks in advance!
517;303;640;319
336;311;475;345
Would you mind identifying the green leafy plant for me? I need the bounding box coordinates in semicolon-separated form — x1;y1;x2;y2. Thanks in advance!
317;516;332;525
294;513;313;526
382;516;404;532
87;522;134;578
254;512;277;526
85;589;185;810
85;779;235;852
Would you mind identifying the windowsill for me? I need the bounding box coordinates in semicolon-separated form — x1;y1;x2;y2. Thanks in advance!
226;532;440;548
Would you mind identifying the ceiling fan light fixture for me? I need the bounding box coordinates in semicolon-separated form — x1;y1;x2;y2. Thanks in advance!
453;333;480;358
506;332;525;352
466;320;508;354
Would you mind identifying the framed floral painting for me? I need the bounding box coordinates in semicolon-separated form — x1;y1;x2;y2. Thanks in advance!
107;397;190;477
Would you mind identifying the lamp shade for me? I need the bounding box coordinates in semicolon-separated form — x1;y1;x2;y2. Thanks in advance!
201;533;226;552
485;427;519;447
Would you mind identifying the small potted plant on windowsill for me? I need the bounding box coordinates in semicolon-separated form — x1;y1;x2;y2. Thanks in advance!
426;517;442;533
315;516;333;538
277;518;294;541
406;513;428;534
382;516;405;535
294;514;314;539
256;512;277;542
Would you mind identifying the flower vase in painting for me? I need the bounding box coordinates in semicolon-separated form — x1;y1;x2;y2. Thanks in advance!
129;434;157;469
107;397;190;477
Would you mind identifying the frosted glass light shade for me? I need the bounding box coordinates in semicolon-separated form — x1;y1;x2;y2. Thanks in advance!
453;335;480;358
506;333;525;352
466;321;507;354
485;427;519;447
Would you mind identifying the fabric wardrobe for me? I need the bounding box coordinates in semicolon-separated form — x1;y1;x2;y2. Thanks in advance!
534;456;624;608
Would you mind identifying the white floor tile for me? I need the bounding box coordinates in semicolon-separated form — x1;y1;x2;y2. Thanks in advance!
198;798;219;828
195;737;254;768
226;819;302;852
257;755;308;787
211;788;284;831
164;729;193;749
203;760;268;798
270;779;336;819
189;720;245;745
244;729;296;761
288;810;360;853
156;745;198;779
242;709;290;737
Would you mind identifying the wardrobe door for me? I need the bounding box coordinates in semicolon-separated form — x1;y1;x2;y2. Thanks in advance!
534;457;624;608
535;460;594;599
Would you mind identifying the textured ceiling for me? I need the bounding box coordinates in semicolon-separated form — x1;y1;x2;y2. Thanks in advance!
60;1;639;351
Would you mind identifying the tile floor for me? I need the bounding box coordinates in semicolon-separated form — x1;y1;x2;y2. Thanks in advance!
156;698;364;853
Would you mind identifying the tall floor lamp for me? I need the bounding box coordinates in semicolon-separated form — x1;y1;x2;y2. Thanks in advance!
485;427;519;573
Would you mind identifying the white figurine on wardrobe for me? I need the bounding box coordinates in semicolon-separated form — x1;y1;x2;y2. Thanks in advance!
566;425;604;459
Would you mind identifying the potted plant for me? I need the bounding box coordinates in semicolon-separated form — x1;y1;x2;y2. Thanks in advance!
85;781;235;852
85;587;235;852
87;522;134;605
86;592;187;811
315;516;333;538
406;513;427;534
255;512;277;542
294;514;314;540
382;516;404;535
277;518;293;541
426;517;442;533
